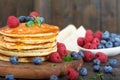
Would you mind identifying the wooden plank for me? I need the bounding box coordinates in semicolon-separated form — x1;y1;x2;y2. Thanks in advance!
101;0;117;33
34;0;52;24
117;0;120;33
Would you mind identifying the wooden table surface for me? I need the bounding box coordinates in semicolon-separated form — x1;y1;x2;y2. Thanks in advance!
0;54;119;80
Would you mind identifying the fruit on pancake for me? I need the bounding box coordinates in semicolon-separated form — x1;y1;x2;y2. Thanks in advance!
7;16;20;28
30;11;39;17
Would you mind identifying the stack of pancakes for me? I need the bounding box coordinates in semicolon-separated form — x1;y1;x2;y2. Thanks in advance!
0;23;59;62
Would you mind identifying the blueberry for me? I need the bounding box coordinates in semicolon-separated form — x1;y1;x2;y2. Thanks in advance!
102;31;110;40
104;65;112;73
110;33;117;38
78;51;84;58
70;51;79;60
32;57;42;65
100;40;107;45
114;41;120;47
93;59;101;65
115;36;120;42
105;41;113;48
50;75;58;80
9;56;18;64
108;59;118;67
5;74;14;80
93;65;100;72
79;67;87;76
18;16;26;22
26;16;34;21
109;37;115;43
40;17;45;23
98;44;105;49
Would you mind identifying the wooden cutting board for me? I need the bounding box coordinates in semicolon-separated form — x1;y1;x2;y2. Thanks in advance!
0;57;83;79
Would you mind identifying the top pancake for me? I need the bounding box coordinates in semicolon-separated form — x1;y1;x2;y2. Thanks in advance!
0;23;59;37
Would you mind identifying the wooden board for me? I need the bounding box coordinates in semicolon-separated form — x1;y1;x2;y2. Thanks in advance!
0;57;83;79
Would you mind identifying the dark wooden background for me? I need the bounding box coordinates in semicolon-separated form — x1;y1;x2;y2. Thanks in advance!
0;0;120;33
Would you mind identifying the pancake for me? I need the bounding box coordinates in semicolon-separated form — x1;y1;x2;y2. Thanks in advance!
0;46;57;57
0;23;59;37
0;54;48;62
3;36;57;44
0;36;57;50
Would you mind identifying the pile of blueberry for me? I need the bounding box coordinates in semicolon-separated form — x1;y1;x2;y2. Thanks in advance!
98;31;120;49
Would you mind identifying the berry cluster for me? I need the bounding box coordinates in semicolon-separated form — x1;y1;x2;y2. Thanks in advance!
49;42;68;63
77;29;102;49
7;11;45;28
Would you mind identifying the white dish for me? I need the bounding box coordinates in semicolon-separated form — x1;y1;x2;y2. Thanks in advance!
79;46;120;56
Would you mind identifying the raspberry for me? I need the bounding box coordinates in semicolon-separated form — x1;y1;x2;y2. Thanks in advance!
7;16;20;28
66;68;79;80
57;42;68;57
49;52;62;63
85;29;93;37
84;35;94;43
83;43;91;49
84;51;94;62
77;37;84;47
92;38;100;46
90;43;97;49
30;11;39;17
95;52;108;63
94;30;102;40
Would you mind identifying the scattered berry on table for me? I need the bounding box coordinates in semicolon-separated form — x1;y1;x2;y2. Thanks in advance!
7;16;20;28
83;51;94;62
5;74;14;80
32;57;42;65
66;68;79;80
30;11;39;17
95;52;108;63
93;58;101;65
103;65;113;73
9;56;18;64
93;65;100;72
77;37;84;47
50;75;58;80
79;67;87;76
70;51;79;60
18;16;26;22
108;59;118;67
78;51;84;58
49;52;62;63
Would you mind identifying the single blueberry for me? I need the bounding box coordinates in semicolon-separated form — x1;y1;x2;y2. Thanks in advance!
98;44;105;49
114;41;120;47
115;37;120;42
105;41;113;48
100;40;107;45
109;37;115;43
104;65;113;73
26;16;34;21
40;17;45;23
93;65;100;72
102;31;110;40
78;51;84;58
110;33;117;38
5;74;14;80
9;56;18;64
93;59;101;65
18;16;26;22
79;67;87;76
50;75;58;80
70;51;79;60
33;57;42;65
108;59;118;67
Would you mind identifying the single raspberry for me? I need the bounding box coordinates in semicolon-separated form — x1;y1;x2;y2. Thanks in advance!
57;42;68;57
84;51;94;62
66;68;79;80
84;35;94;43
90;43;97;49
83;43;91;49
94;30;102;40
85;29;93;37
77;37;84;47
7;16;20;28
92;38;100;46
95;52;108;63
49;52;62;63
30;11;39;17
